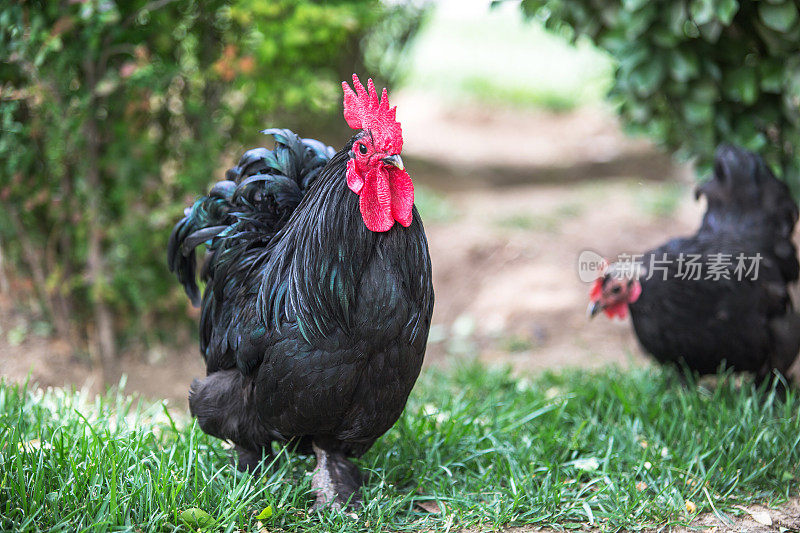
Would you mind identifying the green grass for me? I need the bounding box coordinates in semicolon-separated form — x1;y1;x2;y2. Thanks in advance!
403;2;613;111
2;363;799;531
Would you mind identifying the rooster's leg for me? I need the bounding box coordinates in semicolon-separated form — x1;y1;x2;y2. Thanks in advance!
235;444;273;473
310;442;363;511
189;370;274;471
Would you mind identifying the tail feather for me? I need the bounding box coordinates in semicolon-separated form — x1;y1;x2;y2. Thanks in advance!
696;144;799;283
167;181;237;305
167;127;334;316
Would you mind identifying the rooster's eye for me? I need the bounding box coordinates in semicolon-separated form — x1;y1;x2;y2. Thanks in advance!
358;143;368;155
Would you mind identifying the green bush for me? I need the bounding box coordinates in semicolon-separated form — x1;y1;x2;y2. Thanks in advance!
0;0;426;365
517;0;800;190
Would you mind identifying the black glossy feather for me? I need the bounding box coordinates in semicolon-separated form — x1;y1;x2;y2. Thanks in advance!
167;130;334;307
629;145;800;380
168;127;434;476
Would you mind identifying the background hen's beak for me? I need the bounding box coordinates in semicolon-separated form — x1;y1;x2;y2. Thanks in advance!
382;154;404;171
587;300;603;319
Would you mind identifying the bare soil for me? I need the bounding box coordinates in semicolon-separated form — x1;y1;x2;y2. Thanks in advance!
423;178;698;368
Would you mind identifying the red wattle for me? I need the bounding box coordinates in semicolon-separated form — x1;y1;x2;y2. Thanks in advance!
358;167;394;232
387;166;414;227
348;165;414;232
605;302;628;320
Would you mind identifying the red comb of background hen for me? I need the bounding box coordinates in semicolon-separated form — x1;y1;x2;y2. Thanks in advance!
342;74;403;153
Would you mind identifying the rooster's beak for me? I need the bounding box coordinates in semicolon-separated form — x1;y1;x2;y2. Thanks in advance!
587;301;603;319
382;154;404;171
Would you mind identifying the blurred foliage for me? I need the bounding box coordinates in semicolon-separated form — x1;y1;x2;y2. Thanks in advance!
405;3;611;113
516;0;800;190
0;0;427;356
227;0;428;135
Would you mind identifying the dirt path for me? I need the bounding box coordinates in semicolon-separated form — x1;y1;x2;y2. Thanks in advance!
423;177;701;369
397;92;680;189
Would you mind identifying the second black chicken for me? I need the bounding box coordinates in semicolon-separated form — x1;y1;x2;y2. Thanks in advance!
589;145;800;383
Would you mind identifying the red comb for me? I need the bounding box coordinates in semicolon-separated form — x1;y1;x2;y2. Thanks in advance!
342;74;402;153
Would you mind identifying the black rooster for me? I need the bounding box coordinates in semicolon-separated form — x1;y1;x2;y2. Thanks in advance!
589;145;800;383
168;75;434;508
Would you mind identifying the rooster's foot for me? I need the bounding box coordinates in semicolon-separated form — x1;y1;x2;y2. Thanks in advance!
310;442;363;511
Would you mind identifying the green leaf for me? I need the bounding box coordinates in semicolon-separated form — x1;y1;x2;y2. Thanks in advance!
618;46;650;72
725;67;759;104
714;113;732;136
715;0;739;25
622;0;650;11
623;101;651;124
684;101;713;125
759;60;784;93
630;59;666;97
598;29;630;54
785;60;800;125
689;0;715;25
651;26;681;47
758;2;799;33
179;508;215;529
698;20;723;42
624;4;658;39
667;1;688;35
683;18;701;38
598;4;622;27
739;131;767;151
669;49;700;82
255;505;274;520
646;117;670;139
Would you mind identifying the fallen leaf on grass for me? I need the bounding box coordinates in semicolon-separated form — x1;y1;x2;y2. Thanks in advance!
734;506;772;526
179;507;215;529
254;506;273;520
415;500;443;514
573;457;600;472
